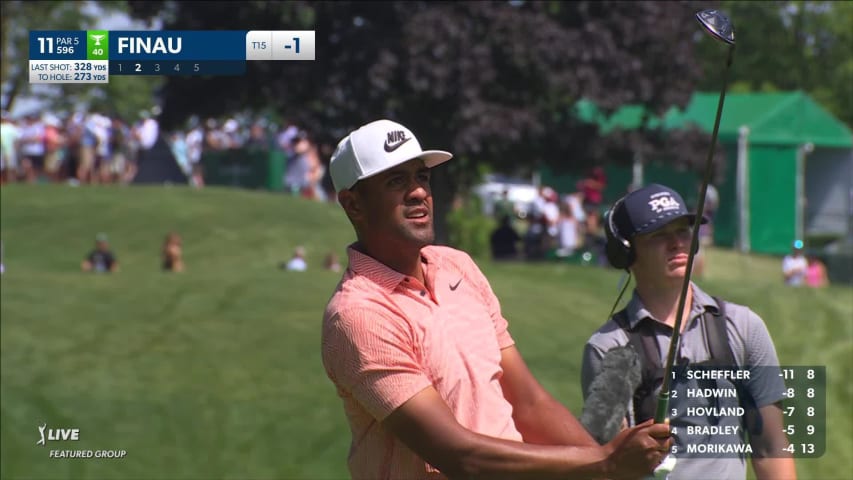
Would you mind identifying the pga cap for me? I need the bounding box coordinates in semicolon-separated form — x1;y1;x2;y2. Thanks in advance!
611;183;707;239
329;119;453;192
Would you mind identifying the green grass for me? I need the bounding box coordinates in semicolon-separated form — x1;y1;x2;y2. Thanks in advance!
1;185;850;480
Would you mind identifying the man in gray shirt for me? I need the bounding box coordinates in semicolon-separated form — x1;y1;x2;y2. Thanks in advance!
582;184;796;480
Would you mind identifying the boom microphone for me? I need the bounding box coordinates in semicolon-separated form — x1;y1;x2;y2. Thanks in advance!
580;345;643;444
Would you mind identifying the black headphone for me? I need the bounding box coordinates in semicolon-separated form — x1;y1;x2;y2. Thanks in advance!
604;195;700;270
604;197;634;270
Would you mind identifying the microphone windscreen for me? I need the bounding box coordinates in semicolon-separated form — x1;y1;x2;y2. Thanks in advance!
581;345;643;444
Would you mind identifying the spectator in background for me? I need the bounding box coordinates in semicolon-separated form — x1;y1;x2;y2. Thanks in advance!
276;121;300;156
0;112;20;184
185;118;205;188
697;181;720;247
805;255;829;288
135;110;160;151
290;131;326;201
564;189;587;225
245;121;270;150
162;232;184;273
81;233;118;273
42;115;65;183
524;185;549;260
168;131;191;179
579;166;607;213
782;240;808;286
555;202;581;258
540;187;561;254
490;214;521;261
493;188;514;223
284;246;308;271
203;118;225;150
19;114;46;184
64;111;86;184
324;252;342;272
284;131;311;195
584;208;608;267
108;116;132;185
90;112;112;184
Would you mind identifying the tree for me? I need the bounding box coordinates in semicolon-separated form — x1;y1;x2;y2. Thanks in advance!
696;1;853;128
128;1;714;242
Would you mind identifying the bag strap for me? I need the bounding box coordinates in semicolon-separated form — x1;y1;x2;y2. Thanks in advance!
613;309;661;371
702;296;736;367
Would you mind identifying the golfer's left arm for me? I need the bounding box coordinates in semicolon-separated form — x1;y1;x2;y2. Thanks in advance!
749;403;797;480
499;345;598;447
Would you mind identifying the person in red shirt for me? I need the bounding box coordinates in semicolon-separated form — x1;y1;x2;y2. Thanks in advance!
579;166;607;210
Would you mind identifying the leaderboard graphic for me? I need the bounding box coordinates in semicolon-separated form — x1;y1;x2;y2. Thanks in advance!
28;30;314;84
669;365;825;458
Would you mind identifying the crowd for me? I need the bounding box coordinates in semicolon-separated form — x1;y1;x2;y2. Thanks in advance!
488;167;614;266
0;108;334;202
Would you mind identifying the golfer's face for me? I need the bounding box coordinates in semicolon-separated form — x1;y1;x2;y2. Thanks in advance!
632;218;692;282
357;158;434;248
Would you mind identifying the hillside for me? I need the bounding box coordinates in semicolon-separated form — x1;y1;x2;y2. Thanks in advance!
1;185;850;479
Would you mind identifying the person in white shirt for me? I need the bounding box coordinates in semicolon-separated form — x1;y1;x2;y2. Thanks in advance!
556;202;582;258
782;240;808;286
285;246;308;272
0;113;21;184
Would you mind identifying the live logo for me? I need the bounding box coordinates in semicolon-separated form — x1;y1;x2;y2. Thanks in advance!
47;429;80;441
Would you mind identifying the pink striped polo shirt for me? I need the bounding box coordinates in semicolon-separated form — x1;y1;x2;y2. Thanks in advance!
322;245;522;479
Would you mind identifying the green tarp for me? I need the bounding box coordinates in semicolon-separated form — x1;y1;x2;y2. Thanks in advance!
576;91;853;148
666;91;853;147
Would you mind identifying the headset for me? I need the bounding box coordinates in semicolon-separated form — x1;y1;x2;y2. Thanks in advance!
604;197;634;270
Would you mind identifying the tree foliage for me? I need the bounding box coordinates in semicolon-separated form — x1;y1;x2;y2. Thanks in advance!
696;1;853;128
128;1;715;171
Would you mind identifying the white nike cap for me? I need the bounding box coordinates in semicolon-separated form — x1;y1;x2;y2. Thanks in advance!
329;119;453;192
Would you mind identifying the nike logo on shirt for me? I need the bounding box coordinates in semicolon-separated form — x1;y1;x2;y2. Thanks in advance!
449;279;462;291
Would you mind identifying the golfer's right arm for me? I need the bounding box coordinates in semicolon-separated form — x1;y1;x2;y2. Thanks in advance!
384;386;668;480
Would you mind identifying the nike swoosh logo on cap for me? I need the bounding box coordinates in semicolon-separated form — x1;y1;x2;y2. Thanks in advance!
449;278;462;291
384;137;412;152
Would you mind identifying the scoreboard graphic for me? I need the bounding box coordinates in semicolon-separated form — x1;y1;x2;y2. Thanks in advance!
28;30;314;84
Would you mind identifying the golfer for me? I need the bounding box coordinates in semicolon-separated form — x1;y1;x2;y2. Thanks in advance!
321;119;671;479
581;184;796;479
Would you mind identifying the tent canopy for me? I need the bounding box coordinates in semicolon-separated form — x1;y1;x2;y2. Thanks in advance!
666;91;853;147
575;91;853;148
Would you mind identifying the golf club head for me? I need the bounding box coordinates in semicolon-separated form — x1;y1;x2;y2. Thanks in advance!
696;9;735;45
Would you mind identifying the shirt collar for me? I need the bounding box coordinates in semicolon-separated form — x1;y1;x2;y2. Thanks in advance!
346;244;435;293
623;282;720;329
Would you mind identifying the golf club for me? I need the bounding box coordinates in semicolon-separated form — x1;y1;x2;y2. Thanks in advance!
648;10;736;478
654;8;736;426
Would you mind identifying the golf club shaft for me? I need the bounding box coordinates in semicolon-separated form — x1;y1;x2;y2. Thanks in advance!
654;45;735;424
